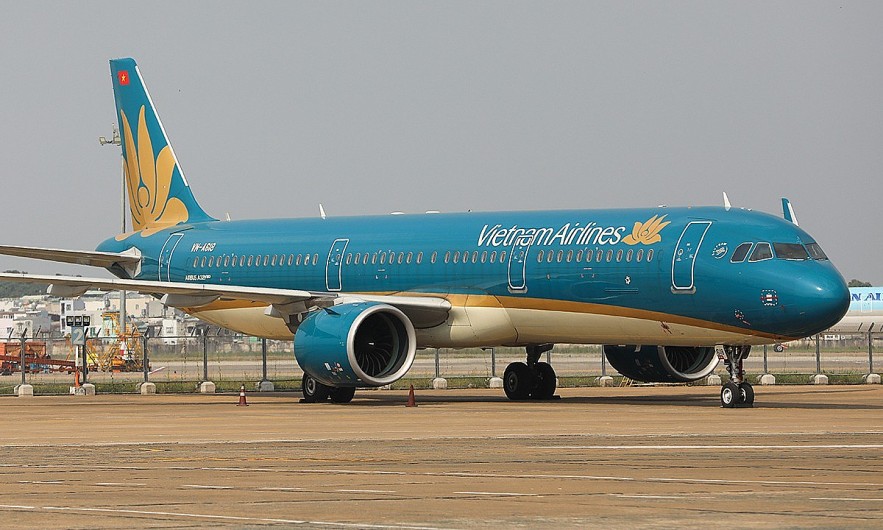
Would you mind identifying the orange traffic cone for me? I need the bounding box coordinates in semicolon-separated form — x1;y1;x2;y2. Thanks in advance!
237;384;248;406
406;384;417;407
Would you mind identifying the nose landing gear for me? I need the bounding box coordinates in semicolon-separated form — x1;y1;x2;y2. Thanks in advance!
721;345;754;408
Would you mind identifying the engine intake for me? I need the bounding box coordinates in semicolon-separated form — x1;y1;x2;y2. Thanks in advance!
295;302;416;387
603;345;719;383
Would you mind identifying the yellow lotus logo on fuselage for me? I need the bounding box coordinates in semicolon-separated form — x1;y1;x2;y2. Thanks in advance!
623;214;670;245
116;106;189;239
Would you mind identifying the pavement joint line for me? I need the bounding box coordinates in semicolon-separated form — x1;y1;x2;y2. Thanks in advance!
35;505;449;529
454;491;540;497
541;444;883;450
182;484;234;490
0;430;881;449
811;497;883;502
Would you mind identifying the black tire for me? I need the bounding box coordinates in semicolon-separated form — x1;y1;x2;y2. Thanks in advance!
720;381;739;408
302;373;330;403
503;362;534;400
739;382;755;405
530;362;557;400
329;386;356;404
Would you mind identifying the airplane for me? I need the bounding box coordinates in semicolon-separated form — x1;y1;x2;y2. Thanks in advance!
0;57;850;408
825;287;883;334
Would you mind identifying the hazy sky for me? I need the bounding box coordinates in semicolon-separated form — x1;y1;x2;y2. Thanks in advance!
1;2;881;282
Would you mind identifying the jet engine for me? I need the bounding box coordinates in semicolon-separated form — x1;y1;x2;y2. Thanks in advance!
294;301;416;387
603;345;719;383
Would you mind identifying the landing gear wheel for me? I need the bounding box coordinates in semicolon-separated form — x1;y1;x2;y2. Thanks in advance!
530;362;557;400
329;386;356;404
720;381;740;408
302;373;330;403
739;382;755;406
503;362;534;400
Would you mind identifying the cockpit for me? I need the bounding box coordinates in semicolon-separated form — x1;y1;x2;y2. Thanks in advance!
729;241;829;263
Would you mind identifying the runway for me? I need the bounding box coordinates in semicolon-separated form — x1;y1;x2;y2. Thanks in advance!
0;386;881;528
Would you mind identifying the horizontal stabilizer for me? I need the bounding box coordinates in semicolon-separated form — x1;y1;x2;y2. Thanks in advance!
0;245;141;269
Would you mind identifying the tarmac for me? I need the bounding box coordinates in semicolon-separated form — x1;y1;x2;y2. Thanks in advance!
0;385;881;528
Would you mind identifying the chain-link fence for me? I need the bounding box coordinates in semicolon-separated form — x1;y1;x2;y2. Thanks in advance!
0;332;878;391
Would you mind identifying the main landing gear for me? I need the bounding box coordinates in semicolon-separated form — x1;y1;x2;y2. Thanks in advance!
503;343;558;400
720;345;754;408
301;372;356;404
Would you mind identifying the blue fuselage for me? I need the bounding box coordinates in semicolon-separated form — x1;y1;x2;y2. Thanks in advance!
97;206;848;345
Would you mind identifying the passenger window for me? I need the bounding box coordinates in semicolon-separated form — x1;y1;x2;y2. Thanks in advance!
596;250;603;263
263;255;269;266
730;243;752;263
490;251;496;263
295;255;301;266
749;243;773;262
576;250;583;262
444;251;450;263
616;249;622;262
224;256;230;267
606;250;613;262
636;249;643;262
192;257;199;267
499;251;506;262
345;254;352;265
208;256;215;267
537;250;545;263
472;251;478;263
354;253;361;265
271;255;277;267
371;253;377;265
566;250;573;262
247;256;253;267
288;254;293;266
647;249;654;262
557;250;563;263
430;251;436;264
380;253;386;265
240;256;246;267
398;252;404;264
585;249;593;262
480;251;487;263
626;249;633;262
313;254;319;265
453;252;460;264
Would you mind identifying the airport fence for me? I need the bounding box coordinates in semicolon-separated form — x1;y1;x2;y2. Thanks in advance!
0;332;879;392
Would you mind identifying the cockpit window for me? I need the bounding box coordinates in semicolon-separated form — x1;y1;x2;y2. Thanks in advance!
748;242;773;262
773;243;810;261
730;243;752;263
806;242;829;260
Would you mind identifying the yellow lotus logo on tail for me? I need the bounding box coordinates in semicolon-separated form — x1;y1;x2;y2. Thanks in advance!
116;106;189;239
623;214;670;245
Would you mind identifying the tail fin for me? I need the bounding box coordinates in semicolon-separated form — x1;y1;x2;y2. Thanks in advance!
109;58;215;236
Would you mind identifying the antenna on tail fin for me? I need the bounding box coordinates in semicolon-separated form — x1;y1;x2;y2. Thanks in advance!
109;58;216;236
781;198;799;226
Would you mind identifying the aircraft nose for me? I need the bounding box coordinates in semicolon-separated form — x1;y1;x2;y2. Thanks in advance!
799;269;850;335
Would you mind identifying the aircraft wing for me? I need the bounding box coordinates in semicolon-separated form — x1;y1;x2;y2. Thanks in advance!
0;272;451;327
0;244;141;269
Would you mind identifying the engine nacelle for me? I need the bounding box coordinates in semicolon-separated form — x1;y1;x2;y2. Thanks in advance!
294;302;416;387
603;345;719;383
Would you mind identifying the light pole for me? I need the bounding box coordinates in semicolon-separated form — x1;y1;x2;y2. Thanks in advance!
99;127;128;353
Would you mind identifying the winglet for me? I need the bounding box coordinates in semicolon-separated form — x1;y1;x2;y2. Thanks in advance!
319;204;327;220
723;192;731;211
782;198;799;226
